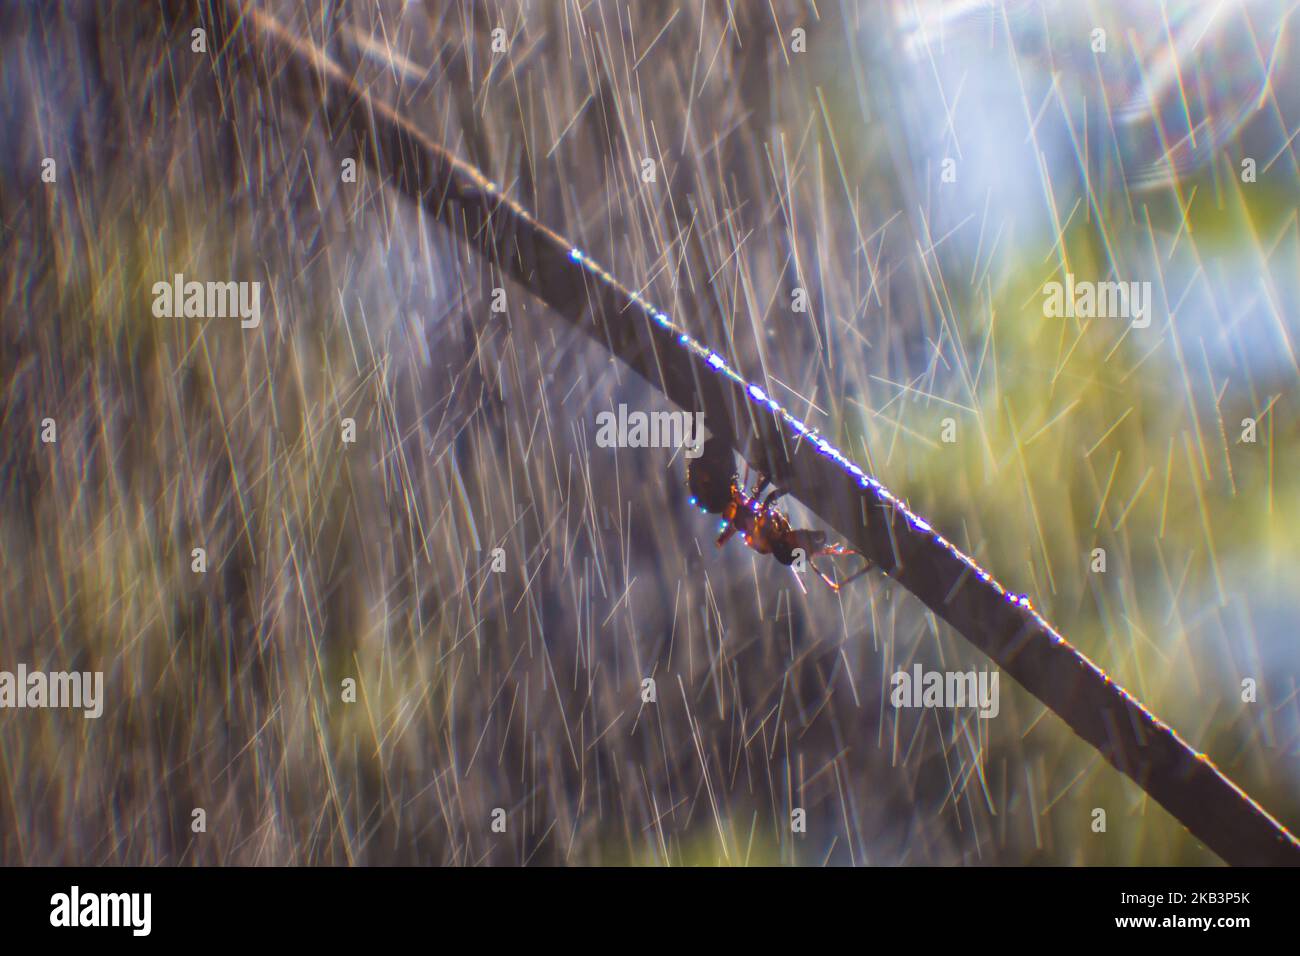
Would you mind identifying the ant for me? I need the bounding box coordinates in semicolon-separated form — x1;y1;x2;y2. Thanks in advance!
686;436;871;592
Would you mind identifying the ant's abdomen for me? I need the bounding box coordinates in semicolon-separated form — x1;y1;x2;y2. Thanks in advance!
686;436;736;515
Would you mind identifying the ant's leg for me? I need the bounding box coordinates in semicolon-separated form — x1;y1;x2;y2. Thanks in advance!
834;562;872;588
715;525;738;548
762;487;784;510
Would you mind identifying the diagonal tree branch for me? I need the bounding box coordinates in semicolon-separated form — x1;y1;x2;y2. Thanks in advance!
205;0;1300;865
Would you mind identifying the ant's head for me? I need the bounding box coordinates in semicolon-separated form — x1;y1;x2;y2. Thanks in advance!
772;529;825;566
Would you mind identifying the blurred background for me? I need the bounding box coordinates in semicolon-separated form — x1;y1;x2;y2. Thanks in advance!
0;0;1296;864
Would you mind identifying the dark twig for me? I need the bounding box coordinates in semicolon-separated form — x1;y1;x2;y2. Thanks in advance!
208;1;1300;865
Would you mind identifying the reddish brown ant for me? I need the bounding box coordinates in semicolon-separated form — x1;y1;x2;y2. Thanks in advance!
686;437;871;591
